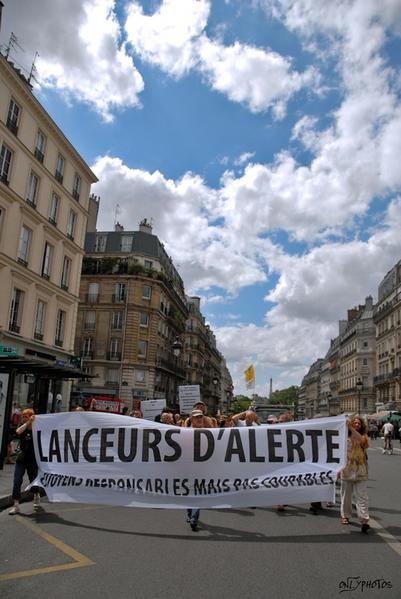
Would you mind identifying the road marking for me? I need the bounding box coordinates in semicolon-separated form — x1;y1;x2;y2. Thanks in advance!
0;516;94;581
369;517;401;558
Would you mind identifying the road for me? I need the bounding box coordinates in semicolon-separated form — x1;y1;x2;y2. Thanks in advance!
1;439;400;599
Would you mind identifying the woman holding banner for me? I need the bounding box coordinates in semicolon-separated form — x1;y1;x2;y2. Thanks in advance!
340;416;370;533
9;409;41;515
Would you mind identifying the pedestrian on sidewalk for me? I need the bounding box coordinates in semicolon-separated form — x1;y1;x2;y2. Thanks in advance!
9;408;41;515
340;416;370;533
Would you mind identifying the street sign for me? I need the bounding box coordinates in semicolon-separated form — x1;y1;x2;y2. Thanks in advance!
0;345;18;357
178;385;201;413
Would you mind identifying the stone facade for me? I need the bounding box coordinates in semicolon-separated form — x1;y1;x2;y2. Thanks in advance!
0;52;96;409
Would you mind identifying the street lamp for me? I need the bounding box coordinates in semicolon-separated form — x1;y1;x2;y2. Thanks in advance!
172;337;183;357
356;378;363;415
212;377;219;415
172;337;183;412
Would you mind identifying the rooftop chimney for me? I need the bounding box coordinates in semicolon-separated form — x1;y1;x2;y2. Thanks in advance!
139;218;153;234
114;222;124;232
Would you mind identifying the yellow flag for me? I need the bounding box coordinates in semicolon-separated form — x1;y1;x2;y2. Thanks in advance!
244;364;255;389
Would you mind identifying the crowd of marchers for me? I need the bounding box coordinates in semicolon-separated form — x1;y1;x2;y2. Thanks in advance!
6;403;400;535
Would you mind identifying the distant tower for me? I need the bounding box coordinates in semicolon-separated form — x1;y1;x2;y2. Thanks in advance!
269;378;273;398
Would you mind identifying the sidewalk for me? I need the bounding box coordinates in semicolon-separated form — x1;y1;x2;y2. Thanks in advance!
0;462;32;510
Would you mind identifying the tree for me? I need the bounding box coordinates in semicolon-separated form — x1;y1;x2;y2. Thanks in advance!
231;395;251;413
269;386;299;406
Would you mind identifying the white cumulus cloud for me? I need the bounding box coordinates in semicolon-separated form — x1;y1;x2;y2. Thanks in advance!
2;0;144;121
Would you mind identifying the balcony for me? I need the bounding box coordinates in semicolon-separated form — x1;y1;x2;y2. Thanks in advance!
85;293;99;304
34;147;44;163
72;189;80;201
26;198;37;209
61;283;69;292
55;338;63;348
34;332;44;341
9;322;20;334
17;257;28;268
107;352;121;361
55;170;64;184
112;294;126;304
0;173;9;186
48;216;57;227
6;118;18;135
81;351;94;359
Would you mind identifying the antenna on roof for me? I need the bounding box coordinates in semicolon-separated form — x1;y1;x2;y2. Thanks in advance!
28;51;39;85
114;204;120;226
5;32;24;59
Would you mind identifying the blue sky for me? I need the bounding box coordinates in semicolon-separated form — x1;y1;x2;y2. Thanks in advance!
3;0;401;395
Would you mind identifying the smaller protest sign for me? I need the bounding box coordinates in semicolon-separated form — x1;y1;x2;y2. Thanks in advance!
178;385;201;413
140;399;166;421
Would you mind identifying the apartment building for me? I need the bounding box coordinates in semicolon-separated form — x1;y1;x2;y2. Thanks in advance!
75;220;189;410
338;297;376;414
0;51;97;413
374;261;401;410
299;359;323;419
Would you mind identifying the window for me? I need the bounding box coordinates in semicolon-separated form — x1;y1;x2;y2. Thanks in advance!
26;171;39;207
88;282;99;303
94;234;107;252
144;260;153;270
135;370;146;383
67;210;77;240
107;369;119;383
55;154;65;184
84;311;96;330
34;300;46;340
362;358;368;366
138;340;148;358
0;144;12;184
42;242;53;278
111;312;123;329
61;256;71;290
140;312;149;327
49;192;59;225
55;309;66;346
72;172;81;201
6;98;20;135
34;130;46;163
9;288;24;333
17;225;31;265
114;282;126;303
109;338;121;359
121;234;133;252
82;337;93;357
142;285;151;300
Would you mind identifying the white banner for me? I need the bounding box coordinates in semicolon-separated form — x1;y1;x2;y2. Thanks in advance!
30;414;347;509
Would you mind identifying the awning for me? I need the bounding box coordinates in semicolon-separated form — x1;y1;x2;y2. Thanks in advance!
0;356;93;380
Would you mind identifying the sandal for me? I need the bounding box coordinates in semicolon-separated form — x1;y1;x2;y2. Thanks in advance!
340;517;350;525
